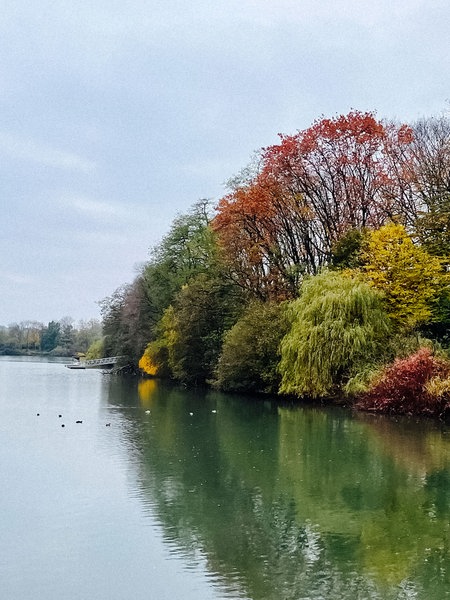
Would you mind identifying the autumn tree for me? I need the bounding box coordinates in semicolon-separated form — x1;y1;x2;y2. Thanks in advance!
18;321;43;351
361;223;448;330
85;338;104;360
214;111;415;300
75;319;102;353
139;307;175;378
100;277;153;363
262;111;415;234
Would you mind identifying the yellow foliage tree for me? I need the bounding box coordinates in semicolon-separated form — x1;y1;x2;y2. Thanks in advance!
362;223;448;329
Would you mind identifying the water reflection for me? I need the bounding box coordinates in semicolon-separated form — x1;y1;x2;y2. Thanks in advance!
357;412;450;476
107;377;450;600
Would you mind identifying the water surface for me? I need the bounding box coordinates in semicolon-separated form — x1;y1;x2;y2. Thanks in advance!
1;356;449;599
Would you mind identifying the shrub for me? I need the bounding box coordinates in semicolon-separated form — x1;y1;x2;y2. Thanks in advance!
139;316;174;379
356;347;450;418
139;348;159;376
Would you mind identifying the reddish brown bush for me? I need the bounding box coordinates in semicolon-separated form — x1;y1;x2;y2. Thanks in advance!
356;347;450;418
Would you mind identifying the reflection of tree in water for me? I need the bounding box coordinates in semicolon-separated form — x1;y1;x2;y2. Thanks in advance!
356;413;450;477
106;377;450;599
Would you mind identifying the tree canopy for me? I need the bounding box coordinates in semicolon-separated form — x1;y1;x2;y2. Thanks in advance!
213;111;415;300
278;271;391;398
215;301;289;393
361;223;448;330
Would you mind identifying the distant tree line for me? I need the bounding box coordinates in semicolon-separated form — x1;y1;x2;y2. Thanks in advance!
0;318;102;357
101;110;450;416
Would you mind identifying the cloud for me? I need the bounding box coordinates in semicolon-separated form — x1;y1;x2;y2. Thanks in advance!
69;196;129;220
0;132;95;172
243;0;430;27
0;270;35;286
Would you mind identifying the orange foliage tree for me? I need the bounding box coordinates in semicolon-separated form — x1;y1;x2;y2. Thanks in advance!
213;111;415;300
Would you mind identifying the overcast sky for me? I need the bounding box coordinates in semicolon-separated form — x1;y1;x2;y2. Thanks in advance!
1;0;449;325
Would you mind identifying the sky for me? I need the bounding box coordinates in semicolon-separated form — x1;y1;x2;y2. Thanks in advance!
1;0;449;326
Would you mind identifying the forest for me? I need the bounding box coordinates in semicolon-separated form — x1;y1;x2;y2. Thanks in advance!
95;111;450;416
0;318;102;357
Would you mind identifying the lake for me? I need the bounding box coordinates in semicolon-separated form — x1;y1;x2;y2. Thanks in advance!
1;356;449;599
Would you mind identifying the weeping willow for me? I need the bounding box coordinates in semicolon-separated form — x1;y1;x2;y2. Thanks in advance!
279;270;391;399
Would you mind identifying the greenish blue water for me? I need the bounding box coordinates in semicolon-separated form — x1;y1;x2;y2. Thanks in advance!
1;356;449;599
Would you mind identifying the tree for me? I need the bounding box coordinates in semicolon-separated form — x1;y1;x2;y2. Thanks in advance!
100;278;153;363
58;316;75;355
142;199;220;321
159;274;243;385
213;111;415;300
331;228;366;270
215;301;290;393
85;338;104;359
100;200;224;366
410;116;450;257
361;223;448;330
40;321;61;352
17;320;43;351
410;116;450;208
75;319;102;353
278;271;391;398
415;192;450;258
214;177;311;300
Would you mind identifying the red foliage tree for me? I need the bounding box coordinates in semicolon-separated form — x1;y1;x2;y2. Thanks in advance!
214;175;310;299
213;111;415;300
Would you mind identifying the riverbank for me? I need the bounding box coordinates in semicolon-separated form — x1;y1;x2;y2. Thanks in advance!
138;347;450;422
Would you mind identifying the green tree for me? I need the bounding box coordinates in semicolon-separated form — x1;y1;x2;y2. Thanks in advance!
75;319;102;353
331;228;366;269
142;199;220;322
278;271;391;398
85;338;105;359
161;274;243;385
101;200;222;367
215;301;289;393
40;321;61;352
